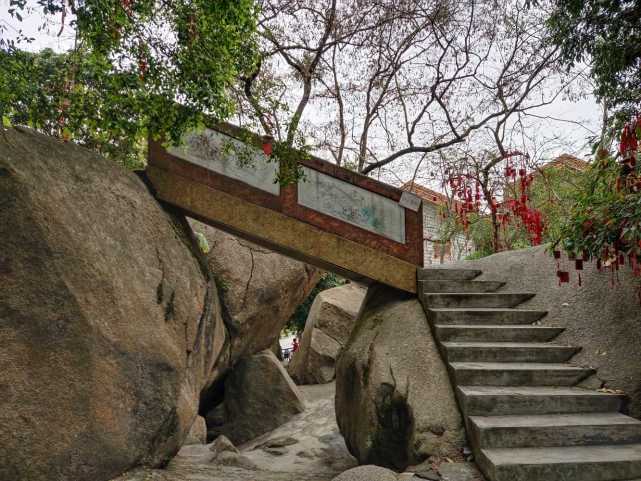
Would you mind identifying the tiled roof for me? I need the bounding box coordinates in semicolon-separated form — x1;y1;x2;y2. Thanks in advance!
539;154;589;172
401;181;453;207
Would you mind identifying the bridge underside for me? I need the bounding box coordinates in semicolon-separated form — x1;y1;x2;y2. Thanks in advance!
147;166;419;293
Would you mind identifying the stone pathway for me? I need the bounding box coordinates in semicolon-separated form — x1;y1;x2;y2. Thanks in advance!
114;382;482;481
114;383;354;481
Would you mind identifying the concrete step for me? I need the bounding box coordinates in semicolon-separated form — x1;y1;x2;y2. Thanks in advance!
417;268;482;281
479;444;641;481
449;362;595;387
442;342;580;363
428;308;547;325
470;412;641;449
423;292;535;308
457;386;627;417
419;279;505;293
436;325;564;343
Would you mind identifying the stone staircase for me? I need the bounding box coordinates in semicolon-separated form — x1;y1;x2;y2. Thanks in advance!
418;267;641;481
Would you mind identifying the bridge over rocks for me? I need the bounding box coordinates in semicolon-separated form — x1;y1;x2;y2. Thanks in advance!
146;123;424;294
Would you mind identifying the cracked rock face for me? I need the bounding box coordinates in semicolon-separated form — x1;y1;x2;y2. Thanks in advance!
288;283;367;385
335;284;465;470
0;128;226;481
188;220;320;378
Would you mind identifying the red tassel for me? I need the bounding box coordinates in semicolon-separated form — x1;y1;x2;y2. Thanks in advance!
557;270;569;284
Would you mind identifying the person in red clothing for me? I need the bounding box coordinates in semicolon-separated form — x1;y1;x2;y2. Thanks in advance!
292;337;300;353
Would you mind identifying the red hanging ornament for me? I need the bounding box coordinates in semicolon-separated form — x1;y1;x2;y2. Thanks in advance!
557;270;570;284
262;135;274;156
575;259;583;286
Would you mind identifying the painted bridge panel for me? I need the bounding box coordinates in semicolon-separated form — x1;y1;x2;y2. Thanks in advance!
298;166;406;243
167;128;279;195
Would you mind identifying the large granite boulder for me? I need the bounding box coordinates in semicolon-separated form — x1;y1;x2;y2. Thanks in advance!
0;127;226;481
457;244;641;418
210;350;305;445
335;284;465;470
188;220;320;378
289;283;366;384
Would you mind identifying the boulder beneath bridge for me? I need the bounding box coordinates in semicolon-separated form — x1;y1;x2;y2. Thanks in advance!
208;350;305;445
335;284;465;470
288;283;366;384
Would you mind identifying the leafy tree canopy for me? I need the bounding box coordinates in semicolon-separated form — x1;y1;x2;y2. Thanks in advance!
285;273;345;334
1;0;258;167
545;0;641;119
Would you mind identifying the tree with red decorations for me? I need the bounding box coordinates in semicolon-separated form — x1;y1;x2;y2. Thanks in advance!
439;147;546;254
557;114;641;289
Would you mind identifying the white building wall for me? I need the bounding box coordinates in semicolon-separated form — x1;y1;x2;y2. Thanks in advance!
421;201;473;265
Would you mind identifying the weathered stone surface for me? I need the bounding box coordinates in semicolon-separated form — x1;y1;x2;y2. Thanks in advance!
212;451;259;470
331;465;398;481
335;284;465;470
184;416;208;445
414;468;440;481
0;127;226;481
151;165;419;293
257;436;299;449
438;462;484;481
189;219;320;378
214;350;305;445
457;245;641;418
289;283;366;384
209;435;239;455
